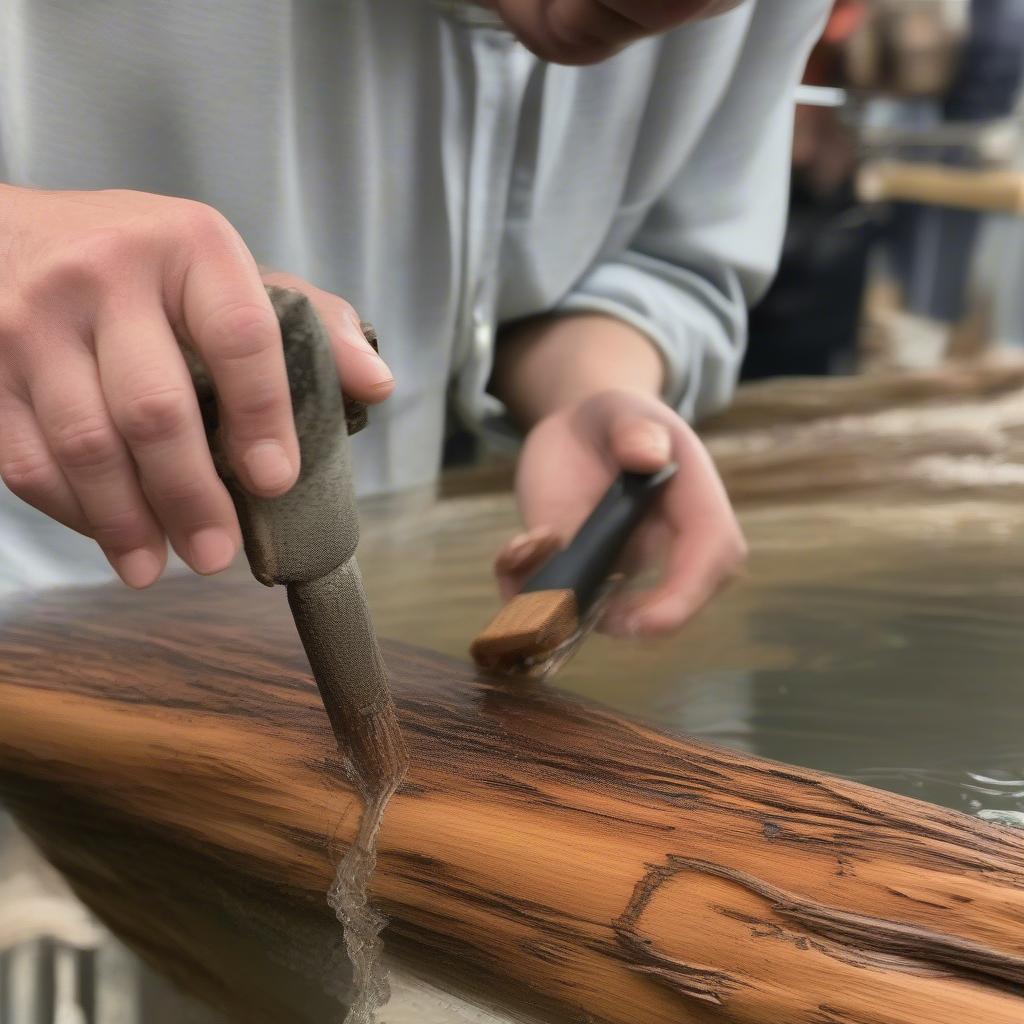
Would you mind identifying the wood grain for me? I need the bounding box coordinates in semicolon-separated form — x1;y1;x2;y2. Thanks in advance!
0;578;1023;1023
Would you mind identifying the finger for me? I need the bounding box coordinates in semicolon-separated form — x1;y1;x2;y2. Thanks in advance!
601;525;745;636
96;301;240;577
493;526;563;600
546;0;648;43
602;433;746;635
29;352;169;588
597;0;719;32
328;311;395;404
612;515;673;579
260;272;394;405
495;0;640;63
0;389;89;534
608;415;673;473
182;249;299;497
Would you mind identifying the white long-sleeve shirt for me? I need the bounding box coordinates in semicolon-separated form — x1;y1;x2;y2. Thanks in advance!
0;0;828;590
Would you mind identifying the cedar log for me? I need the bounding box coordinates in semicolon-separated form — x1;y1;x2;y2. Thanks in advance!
0;578;1023;1024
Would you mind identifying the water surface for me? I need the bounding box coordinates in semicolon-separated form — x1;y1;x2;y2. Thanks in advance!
360;493;1024;824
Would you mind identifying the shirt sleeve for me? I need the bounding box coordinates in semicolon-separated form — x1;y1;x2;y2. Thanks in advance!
553;2;831;422
461;2;830;440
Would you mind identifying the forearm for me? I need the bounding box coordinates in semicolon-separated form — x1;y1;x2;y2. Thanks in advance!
491;313;666;429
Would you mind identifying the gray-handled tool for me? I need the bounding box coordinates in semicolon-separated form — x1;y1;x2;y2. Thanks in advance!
188;286;407;795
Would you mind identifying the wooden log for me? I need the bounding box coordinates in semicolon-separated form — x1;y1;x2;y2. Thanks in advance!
701;352;1024;433
1;577;1023;1024
700;353;1024;506
442;354;1024;508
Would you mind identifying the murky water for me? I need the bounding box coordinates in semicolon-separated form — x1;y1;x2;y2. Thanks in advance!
329;784;400;1024
559;534;1024;828
359;494;1024;832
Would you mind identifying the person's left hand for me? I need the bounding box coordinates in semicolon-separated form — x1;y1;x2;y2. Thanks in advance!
494;388;746;636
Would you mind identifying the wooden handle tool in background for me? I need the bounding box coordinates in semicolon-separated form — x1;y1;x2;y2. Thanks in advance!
858;161;1024;215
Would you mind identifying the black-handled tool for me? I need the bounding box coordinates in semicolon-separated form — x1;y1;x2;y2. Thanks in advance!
470;463;677;677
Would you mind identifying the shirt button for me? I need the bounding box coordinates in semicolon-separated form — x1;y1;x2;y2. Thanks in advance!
473;309;492;351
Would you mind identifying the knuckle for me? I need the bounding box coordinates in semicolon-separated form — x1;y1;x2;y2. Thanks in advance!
320;293;358;329
0;451;57;501
718;529;748;578
172;199;234;246
225;379;288;426
35;229;140;296
89;508;153;551
50;414;121;470
334;296;358;323
602;386;634;404
547;6;603;46
115;385;192;447
201;302;279;363
146;475;207;508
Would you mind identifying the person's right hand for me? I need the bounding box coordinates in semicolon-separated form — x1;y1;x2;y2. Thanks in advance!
0;186;393;588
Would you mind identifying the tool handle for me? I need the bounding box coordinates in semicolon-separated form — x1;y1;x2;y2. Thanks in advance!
857;161;1024;215
189;286;360;586
521;464;677;613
